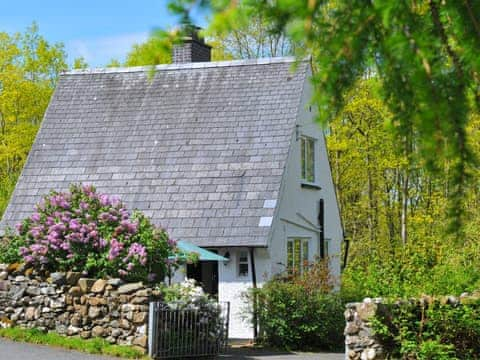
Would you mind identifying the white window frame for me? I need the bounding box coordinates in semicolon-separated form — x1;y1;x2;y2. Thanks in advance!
287;237;310;274
237;250;249;278
300;135;316;183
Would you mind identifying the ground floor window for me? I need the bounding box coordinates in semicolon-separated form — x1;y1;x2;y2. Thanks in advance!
237;250;249;277
287;238;309;273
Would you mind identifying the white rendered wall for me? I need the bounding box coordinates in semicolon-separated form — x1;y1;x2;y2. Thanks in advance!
216;247;269;339
267;65;343;284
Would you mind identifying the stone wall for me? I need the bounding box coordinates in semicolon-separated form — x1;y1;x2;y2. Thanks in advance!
0;263;161;351
344;298;384;360
344;293;480;360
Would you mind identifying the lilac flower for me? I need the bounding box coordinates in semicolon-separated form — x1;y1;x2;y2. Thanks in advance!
80;201;89;210
68;219;81;231
108;238;124;261
82;184;94;195
31;213;41;222
29;228;41;239
99;194;111;206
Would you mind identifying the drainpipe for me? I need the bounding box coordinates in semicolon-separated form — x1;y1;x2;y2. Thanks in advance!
318;199;325;259
343;237;350;270
249;247;258;340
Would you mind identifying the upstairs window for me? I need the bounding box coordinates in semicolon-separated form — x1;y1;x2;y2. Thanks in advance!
300;136;315;183
238;251;249;277
287;238;309;274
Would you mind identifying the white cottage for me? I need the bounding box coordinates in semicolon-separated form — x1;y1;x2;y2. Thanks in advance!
0;31;343;339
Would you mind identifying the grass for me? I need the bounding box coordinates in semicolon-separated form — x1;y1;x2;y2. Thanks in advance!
0;327;149;359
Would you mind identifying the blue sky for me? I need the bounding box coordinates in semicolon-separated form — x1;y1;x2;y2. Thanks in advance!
2;0;207;67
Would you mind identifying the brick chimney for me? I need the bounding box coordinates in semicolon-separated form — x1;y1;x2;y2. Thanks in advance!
172;26;211;63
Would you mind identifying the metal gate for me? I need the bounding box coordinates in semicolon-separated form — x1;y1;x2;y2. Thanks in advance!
148;301;230;359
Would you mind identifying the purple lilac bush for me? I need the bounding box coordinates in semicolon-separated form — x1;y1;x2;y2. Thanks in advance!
14;184;177;283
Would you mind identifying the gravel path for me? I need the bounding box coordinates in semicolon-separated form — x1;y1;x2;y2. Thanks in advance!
0;338;345;360
221;348;345;360
0;338;117;360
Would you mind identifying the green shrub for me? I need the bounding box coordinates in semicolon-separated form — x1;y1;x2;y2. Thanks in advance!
250;261;344;351
372;298;480;359
0;231;26;264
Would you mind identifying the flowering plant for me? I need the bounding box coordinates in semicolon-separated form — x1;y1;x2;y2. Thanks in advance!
14;184;178;282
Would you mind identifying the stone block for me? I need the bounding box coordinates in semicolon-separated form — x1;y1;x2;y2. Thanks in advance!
49;272;66;285
133;312;147;324
88;306;102;319
92;325;105;337
107;278;123;287
91;279;107;294
78;278;95;293
68;286;82;297
65;272;82;286
88;297;107;306
117;282;143;295
132;335;148;348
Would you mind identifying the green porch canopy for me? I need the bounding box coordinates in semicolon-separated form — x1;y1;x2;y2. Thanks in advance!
169;240;229;262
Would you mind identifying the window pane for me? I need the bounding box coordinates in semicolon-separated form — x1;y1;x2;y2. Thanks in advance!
238;251;249;276
287;241;293;270
300;137;306;180
294;239;301;273
239;252;248;263
239;263;248;277
302;239;309;270
306;138;315;182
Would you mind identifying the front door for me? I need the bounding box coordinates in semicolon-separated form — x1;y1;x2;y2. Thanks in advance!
186;260;218;297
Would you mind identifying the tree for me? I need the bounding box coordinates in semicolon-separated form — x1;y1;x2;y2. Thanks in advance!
168;0;480;236
125;35;171;66
0;24;66;217
105;59;121;68
207;10;297;59
73;56;88;69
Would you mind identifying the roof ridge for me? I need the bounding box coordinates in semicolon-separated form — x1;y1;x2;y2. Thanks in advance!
63;56;306;75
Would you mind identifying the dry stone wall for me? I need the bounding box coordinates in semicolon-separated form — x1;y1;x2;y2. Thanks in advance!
0;263;161;351
345;293;480;360
344;298;384;360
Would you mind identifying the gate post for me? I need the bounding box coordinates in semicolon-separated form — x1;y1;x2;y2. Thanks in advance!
148;301;156;358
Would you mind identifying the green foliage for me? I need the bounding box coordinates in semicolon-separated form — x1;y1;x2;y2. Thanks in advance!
250;262;344;351
0;23;66;218
0;230;26;264
0;327;147;359
372;298;480;359
106;58;121;68
73;56;88;69
124;34;171;66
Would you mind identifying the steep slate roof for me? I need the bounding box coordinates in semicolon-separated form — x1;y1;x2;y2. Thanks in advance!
1;58;309;247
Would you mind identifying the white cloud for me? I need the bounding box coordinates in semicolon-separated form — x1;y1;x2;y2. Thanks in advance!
66;32;149;67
